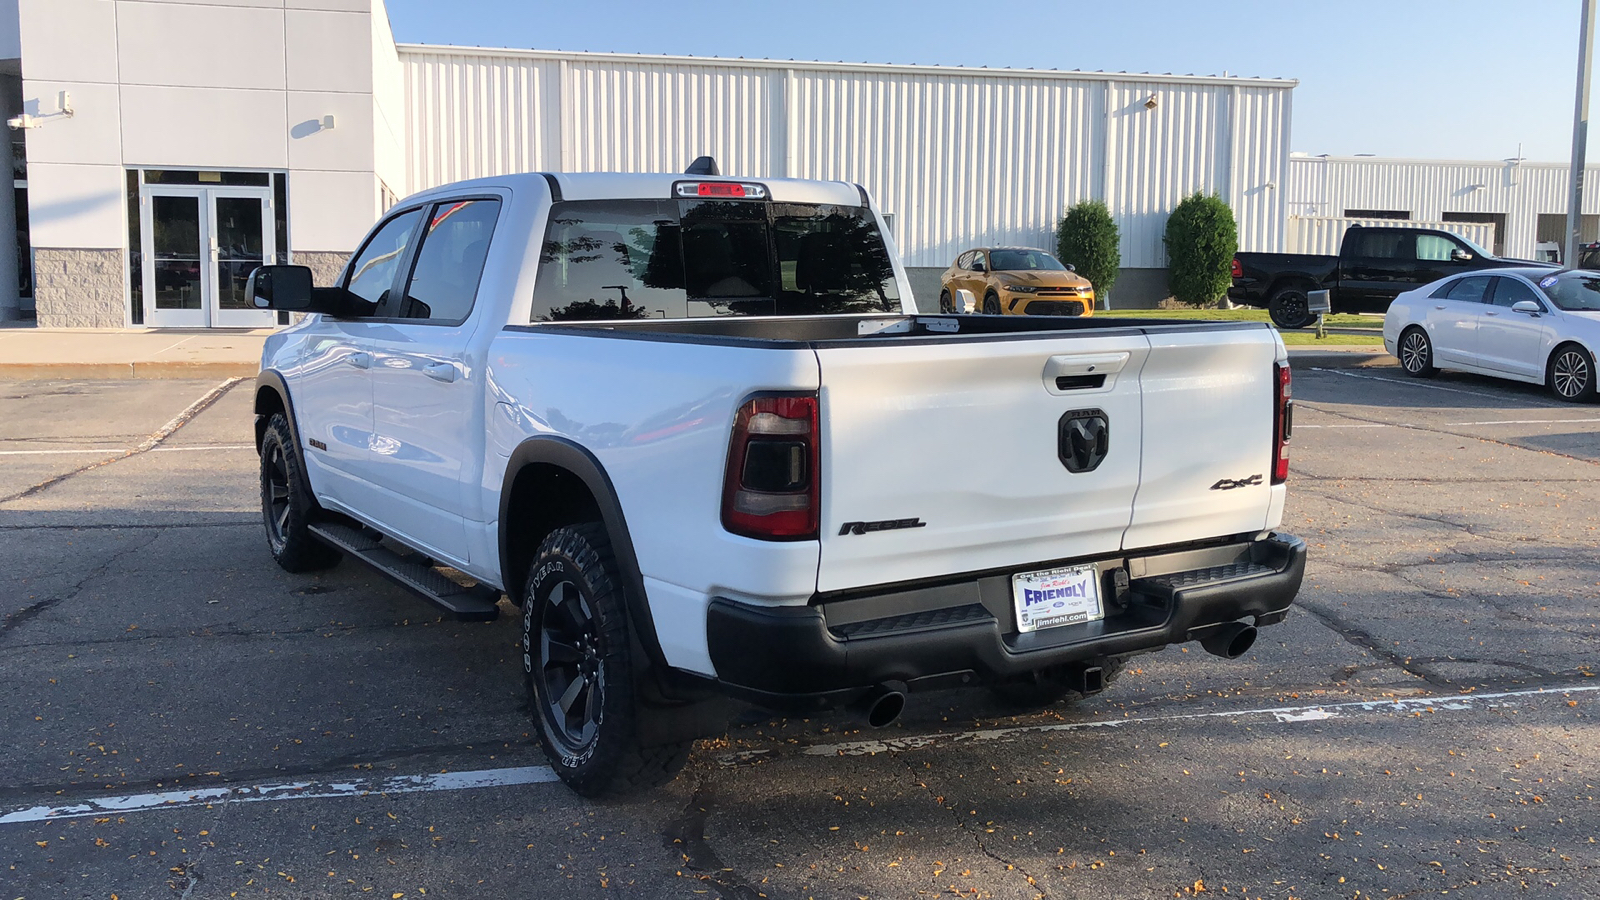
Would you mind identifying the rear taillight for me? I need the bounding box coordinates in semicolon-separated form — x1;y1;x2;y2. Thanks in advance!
1272;362;1292;484
722;394;819;540
1231;257;1243;279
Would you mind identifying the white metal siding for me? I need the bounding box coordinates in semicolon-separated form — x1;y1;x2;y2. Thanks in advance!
399;47;1294;271
1288;156;1600;261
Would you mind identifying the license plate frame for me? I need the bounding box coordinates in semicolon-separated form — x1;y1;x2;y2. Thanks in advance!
1011;564;1103;633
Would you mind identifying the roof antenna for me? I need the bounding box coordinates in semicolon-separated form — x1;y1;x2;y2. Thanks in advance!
684;156;720;176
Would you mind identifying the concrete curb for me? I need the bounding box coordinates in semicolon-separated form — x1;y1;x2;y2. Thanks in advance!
1285;349;1396;370
0;361;260;380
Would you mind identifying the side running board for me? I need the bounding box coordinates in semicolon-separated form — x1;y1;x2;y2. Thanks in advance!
308;522;501;621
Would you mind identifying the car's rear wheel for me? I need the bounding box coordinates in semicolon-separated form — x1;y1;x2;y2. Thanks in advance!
1267;285;1317;329
983;292;1002;315
1548;344;1597;402
523;523;692;797
939;289;954;314
1398;327;1437;378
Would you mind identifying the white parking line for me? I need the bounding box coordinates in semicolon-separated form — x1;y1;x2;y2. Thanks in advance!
0;444;252;457
720;682;1600;764
0;765;560;825
1310;368;1564;407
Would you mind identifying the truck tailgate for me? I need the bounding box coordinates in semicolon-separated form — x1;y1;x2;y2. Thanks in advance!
814;324;1282;594
815;331;1151;593
1123;326;1281;548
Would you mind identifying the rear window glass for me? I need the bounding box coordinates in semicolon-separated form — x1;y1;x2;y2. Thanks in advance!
530;199;900;321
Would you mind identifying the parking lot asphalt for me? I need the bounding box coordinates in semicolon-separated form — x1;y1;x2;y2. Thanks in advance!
1;366;1597;900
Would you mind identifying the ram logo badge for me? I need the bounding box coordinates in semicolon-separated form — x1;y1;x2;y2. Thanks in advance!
1210;474;1263;491
839;518;927;536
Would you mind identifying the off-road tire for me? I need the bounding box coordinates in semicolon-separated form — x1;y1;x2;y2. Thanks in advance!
1398;327;1437;378
259;413;341;573
987;657;1125;710
983;292;1002;315
1548;343;1598;403
1267;284;1316;329
522;523;691;797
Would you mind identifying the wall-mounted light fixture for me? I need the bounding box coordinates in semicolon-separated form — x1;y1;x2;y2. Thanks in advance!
10;91;76;130
1144;94;1159;110
321;114;336;130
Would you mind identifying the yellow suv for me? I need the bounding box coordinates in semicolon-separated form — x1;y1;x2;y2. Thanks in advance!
939;247;1095;316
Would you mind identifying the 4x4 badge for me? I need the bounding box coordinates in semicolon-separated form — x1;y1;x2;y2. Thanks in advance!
1210;474;1263;491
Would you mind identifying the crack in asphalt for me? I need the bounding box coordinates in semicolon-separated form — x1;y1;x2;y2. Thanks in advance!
661;775;767;900
895;754;1050;899
0;531;163;639
1295;601;1448;689
0;377;242;506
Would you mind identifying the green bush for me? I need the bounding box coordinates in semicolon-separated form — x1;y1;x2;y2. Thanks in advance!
1056;200;1120;305
1164;192;1237;307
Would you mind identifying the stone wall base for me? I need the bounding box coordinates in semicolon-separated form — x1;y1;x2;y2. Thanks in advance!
33;248;126;328
295;251;350;287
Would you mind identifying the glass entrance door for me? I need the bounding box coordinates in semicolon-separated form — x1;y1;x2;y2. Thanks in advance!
142;185;276;328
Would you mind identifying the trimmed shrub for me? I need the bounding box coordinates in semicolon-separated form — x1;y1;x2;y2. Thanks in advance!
1056;200;1120;305
1164;192;1237;307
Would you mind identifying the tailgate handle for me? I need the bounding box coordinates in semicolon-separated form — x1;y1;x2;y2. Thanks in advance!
1044;353;1128;393
1055;373;1107;391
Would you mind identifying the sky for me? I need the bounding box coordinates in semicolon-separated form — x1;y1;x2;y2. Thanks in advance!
384;0;1592;164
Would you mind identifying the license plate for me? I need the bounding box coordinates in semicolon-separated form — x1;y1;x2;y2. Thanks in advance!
1011;564;1102;633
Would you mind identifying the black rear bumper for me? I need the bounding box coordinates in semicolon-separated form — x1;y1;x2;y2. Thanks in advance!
706;533;1306;711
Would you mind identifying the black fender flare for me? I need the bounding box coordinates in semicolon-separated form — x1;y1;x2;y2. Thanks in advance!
254;370;308;471
497;436;667;671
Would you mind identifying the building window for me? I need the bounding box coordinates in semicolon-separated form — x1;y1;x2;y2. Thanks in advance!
1343;209;1410;220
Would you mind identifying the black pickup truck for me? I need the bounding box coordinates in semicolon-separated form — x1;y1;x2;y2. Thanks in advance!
1230;225;1552;328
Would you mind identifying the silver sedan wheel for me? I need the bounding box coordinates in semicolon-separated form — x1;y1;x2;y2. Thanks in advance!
1399;329;1432;375
1552;348;1592;400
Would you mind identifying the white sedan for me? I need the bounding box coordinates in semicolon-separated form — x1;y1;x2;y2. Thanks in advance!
1383;267;1600;402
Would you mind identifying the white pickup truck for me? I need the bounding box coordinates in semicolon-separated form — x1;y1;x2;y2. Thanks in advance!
248;168;1305;797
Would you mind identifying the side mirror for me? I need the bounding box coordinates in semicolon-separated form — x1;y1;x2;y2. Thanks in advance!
1064;263;1076;272
972;261;986;273
1450;248;1472;262
246;265;377;318
248;265;314;310
1511;299;1543;315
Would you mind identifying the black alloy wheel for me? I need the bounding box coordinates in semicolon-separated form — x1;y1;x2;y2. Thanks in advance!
1549;345;1597;402
1267;286;1316;329
1398;327;1437;378
938;289;954;314
983;292;1002;315
259;413;340;572
522;523;691;797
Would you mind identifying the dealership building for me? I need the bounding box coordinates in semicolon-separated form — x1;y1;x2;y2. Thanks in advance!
0;1;1596;328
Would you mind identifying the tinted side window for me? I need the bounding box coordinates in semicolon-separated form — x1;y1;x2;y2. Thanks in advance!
345;209;423;306
1415;235;1457;262
394;199;501;323
1491;277;1542;309
1348;231;1408;259
1445;276;1492;304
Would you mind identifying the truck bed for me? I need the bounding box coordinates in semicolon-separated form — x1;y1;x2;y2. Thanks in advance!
509;313;1268;345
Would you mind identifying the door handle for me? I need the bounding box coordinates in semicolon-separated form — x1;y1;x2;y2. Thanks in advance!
1434;305;1447;310
423;362;457;383
346;351;372;369
1485;311;1499;316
